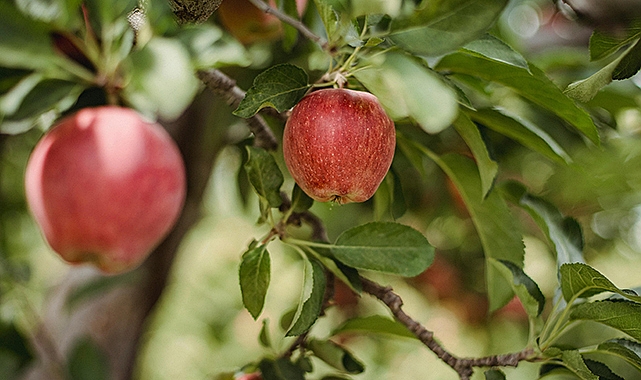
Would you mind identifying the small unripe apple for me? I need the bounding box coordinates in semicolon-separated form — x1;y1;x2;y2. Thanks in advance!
25;106;186;274
283;88;396;204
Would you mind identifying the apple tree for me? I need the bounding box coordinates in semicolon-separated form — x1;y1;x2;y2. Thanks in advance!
1;0;641;379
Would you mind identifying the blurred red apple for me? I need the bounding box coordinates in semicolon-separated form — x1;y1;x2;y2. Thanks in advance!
217;0;307;44
25;106;186;274
236;372;262;380
283;88;396;204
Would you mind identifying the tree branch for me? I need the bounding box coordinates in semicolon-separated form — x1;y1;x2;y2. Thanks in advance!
196;69;279;151
360;277;536;379
245;0;329;50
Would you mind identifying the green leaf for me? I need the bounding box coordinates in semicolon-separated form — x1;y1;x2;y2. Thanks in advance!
463;34;529;70
332;315;414;339
291;183;314;213
613;38;641;80
175;24;250;69
353;51;458;134
244;146;284;208
561;350;599;380
435;153;525;311
501;181;585;268
560;262;641;303
389;0;508;57
307;338;365;374
15;0;82;26
484;368;506;380
436;52;600;145
313;0;340;42
491;259;545;317
287;258;326;336
0;1;63;71
570;300;641;341
0;67;32;96
239;245;271;319
233;64;310;118
584;359;624;380
464;108;571;164
259;319;272;348
84;0;137;29
351;0;401;18
67;337;109;380
0;76;85;134
596;339;641;372
565;43;634;103
0;321;33;373
373;168;406;220
4;78;84;121
259;357;305;380
332;221;434;277
452;112;497;196
124;37;199;121
590;22;641;61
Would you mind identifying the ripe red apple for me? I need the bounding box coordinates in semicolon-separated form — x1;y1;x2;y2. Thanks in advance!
217;0;307;44
283;88;396;204
24;106;186;274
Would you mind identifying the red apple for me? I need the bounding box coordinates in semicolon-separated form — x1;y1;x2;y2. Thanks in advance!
283;88;396;204
24;106;186;274
217;0;307;44
236;373;262;380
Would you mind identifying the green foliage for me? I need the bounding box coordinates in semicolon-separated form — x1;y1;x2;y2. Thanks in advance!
502;181;585;267
492;259;545;318
437;52;601;144
353;50;458;134
306;338;364;374
67;337;109;380
388;0;508;56
331;315;414;339
0;322;33;380
234;64;310;118
560;263;641;303
240;245;271;319
484;369;506;380
570;301;641;341
332;222;434;277
286;258;326;336
244;146;284;209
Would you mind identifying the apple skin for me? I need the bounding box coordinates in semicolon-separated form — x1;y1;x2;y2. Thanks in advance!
24;106;186;274
236;373;262;380
283;88;396;204
217;0;307;44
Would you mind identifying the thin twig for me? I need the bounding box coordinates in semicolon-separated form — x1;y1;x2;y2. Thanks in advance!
246;0;329;50
196;69;278;151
